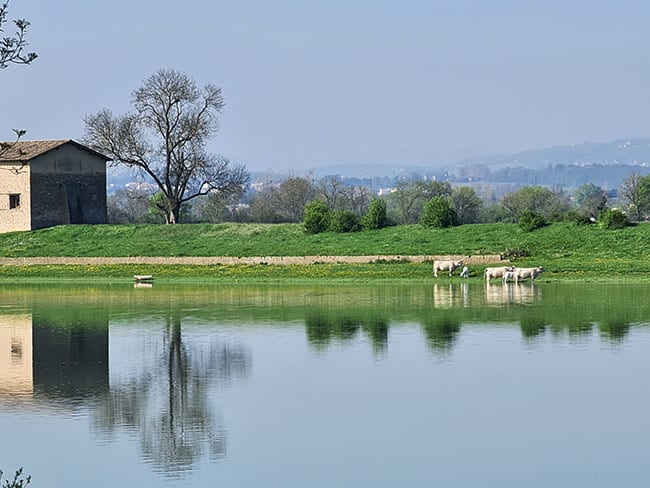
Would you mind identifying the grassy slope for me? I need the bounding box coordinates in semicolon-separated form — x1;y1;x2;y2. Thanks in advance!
0;222;648;281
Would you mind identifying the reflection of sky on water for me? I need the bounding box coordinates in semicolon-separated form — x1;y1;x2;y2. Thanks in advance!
0;284;649;486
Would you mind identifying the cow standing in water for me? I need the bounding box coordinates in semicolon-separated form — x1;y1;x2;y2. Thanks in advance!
433;260;463;277
514;266;545;284
484;266;515;283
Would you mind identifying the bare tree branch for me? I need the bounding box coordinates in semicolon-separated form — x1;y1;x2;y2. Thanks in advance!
0;1;37;69
83;69;249;224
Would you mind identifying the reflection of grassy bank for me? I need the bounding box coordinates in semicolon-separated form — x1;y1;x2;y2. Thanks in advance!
2;283;649;341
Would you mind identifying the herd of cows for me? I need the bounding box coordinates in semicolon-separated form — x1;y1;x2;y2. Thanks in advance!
432;260;545;284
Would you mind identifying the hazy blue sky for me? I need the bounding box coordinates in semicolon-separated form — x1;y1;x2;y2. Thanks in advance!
3;0;650;170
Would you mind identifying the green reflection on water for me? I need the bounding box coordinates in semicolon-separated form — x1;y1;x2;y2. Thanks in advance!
0;282;648;340
1;282;649;477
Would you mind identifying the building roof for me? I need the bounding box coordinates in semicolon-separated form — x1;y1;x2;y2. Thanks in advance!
0;139;111;162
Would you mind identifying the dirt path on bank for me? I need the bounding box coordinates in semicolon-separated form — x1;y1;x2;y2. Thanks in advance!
0;255;506;266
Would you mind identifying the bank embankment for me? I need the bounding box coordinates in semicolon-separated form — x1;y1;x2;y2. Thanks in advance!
0;254;504;266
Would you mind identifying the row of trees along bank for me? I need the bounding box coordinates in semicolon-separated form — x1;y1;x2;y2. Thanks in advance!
108;171;650;230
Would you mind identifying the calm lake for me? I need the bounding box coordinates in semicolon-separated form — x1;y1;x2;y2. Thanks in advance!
0;282;649;487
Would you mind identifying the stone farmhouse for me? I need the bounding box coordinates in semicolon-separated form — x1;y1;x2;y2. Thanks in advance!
0;139;110;233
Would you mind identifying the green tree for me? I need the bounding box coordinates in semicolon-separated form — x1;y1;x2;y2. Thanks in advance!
479;203;512;223
361;197;388;230
518;210;547;232
450;186;482;224
598;208;628;229
386;180;422;224
387;180;452;224
328;209;360;233
84;69;249;224
303;200;331;234
574;183;607;218
420;196;457;228
420;180;452;200
501;186;569;222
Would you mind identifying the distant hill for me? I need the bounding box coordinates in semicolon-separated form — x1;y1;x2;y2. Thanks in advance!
457;137;650;169
108;137;650;193
301;137;650;190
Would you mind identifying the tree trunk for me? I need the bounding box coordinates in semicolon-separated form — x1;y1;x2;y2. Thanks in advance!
165;204;181;224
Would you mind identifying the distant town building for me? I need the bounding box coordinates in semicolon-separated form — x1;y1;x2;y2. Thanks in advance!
0;139;110;233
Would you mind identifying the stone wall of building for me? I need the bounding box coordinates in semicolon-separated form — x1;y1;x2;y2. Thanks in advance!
0;163;32;233
29;145;107;229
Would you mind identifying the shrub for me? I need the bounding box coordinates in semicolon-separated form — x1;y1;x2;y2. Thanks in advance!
329;210;360;233
500;248;530;259
518;210;547;232
598;208;628;229
420;197;457;228
564;210;593;225
362;198;388;230
303;200;331;234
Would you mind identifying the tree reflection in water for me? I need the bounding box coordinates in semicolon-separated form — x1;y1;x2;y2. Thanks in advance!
421;316;461;353
305;312;389;355
599;320;631;342
92;311;250;474
520;314;547;339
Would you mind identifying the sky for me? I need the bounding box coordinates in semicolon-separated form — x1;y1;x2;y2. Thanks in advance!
3;0;650;171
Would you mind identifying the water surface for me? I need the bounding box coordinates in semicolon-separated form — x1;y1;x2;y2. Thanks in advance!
0;283;648;487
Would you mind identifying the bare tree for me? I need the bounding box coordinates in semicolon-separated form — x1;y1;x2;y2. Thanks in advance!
619;173;650;221
345;185;372;216
317;176;350;210
275;176;316;222
107;187;161;224
84;69;250;224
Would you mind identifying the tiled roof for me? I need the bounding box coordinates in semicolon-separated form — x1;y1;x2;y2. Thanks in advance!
0;139;111;162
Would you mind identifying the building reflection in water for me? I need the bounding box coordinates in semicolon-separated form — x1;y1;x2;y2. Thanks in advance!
32;308;109;402
0;310;109;403
0;314;33;397
0;306;251;475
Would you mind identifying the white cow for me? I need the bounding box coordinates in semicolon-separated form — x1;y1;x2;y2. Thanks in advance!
433;260;463;277
484;266;515;282
514;266;545;284
460;266;470;278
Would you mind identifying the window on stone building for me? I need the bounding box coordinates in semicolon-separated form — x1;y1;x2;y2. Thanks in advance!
9;194;20;209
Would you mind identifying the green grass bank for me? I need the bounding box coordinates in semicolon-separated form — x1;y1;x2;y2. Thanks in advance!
0;222;648;282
